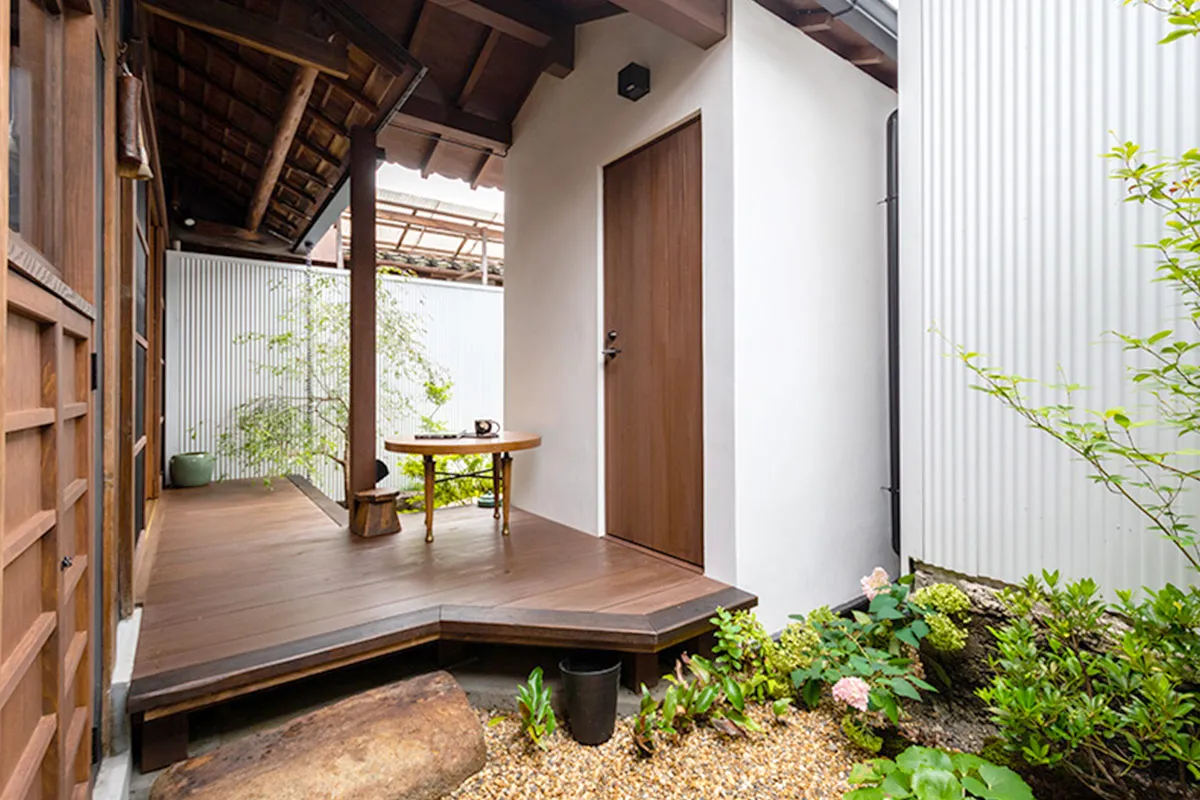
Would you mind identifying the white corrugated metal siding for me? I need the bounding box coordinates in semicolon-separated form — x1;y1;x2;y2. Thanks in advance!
165;251;504;502
900;0;1200;591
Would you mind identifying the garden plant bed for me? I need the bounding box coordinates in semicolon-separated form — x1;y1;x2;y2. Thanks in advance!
449;705;861;799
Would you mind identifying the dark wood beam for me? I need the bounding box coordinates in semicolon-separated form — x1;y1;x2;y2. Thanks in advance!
316;0;424;79
607;0;725;48
407;0;439;56
457;28;501;109
247;66;319;232
150;46;345;166
388;95;511;151
348;127;378;531
429;0;555;47
419;137;443;179
140;0;351;77
199;36;351;135
469;151;495;190
154;88;329;187
850;49;885;67
429;0;573;76
797;11;834;32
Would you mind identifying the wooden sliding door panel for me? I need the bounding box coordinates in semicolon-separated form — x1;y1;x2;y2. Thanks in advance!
603;118;704;566
2;271;93;800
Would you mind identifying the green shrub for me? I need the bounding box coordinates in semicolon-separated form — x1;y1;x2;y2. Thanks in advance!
630;654;761;757
791;573;945;726
924;613;968;653
978;571;1200;799
709;607;793;701
515;667;557;750
911;583;972;654
765;621;820;676
845;746;1034;800
399;452;493;508
841;713;883;754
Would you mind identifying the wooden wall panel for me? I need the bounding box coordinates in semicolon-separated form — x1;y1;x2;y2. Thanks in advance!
3;1;103;790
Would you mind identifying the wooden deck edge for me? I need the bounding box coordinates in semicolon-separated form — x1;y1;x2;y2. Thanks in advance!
287;474;349;526
127;587;757;719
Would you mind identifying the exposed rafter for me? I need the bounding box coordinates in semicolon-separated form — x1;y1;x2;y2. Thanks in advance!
316;0;425;80
140;0;351;77
607;0;725;49
247;66;319;232
429;0;574;76
388;95;511;152
458;28;501;109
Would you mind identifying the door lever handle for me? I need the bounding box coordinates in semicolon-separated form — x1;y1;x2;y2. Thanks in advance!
602;347;622;360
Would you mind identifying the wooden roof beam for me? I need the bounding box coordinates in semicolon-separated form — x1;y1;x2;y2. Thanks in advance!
140;0;351;78
247;66;319;232
458;28;501;109
316;0;424;79
850;49;885;66
469;151;495;190
429;0;574;76
387;95;511;152
149;47;345;167
797;11;834;32
607;0;725;49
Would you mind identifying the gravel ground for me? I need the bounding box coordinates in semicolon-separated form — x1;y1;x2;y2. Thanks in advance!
448;705;860;800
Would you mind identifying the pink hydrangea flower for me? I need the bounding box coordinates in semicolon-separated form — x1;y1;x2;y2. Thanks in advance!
832;676;871;712
861;567;890;601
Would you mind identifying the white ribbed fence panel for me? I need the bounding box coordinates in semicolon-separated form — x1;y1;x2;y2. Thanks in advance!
165;251;504;502
900;0;1200;592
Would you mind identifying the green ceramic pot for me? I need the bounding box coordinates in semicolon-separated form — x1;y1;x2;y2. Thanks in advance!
170;452;214;488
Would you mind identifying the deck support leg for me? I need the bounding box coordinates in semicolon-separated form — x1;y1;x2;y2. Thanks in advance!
423;454;435;542
623;652;660;691
694;631;716;659
137;711;189;772
491;453;501;520
500;453;512;535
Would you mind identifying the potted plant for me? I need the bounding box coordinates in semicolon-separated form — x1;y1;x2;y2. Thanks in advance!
171;423;214;488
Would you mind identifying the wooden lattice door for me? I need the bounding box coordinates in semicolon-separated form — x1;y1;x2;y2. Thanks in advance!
2;269;94;800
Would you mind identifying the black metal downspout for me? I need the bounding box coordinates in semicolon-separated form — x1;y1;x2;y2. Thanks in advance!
886;110;900;554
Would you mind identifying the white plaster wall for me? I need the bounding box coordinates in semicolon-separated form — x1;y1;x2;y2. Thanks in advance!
730;0;898;631
505;0;896;628
504;10;737;584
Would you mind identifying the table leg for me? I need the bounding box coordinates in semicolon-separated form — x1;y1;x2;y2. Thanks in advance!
492;453;502;520
501;452;513;535
423;454;435;543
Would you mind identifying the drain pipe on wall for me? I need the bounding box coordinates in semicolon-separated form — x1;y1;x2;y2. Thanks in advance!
885;110;900;555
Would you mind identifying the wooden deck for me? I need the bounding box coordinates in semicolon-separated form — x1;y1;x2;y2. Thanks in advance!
128;477;753;767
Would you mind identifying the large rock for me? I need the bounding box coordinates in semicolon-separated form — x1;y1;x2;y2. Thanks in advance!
149;671;485;800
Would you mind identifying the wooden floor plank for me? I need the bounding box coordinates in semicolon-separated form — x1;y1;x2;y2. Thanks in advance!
132;479;754;711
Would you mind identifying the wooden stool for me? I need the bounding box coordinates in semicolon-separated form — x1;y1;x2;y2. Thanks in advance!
352;488;401;537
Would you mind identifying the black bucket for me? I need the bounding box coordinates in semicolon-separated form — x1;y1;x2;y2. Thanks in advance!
559;651;622;745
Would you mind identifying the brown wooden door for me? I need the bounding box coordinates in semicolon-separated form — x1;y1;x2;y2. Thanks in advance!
603;118;704;566
3;269;95;800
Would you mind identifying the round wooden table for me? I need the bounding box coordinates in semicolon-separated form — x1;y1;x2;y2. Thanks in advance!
384;431;542;542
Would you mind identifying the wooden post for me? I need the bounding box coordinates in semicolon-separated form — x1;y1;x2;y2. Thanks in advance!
348;127;377;533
